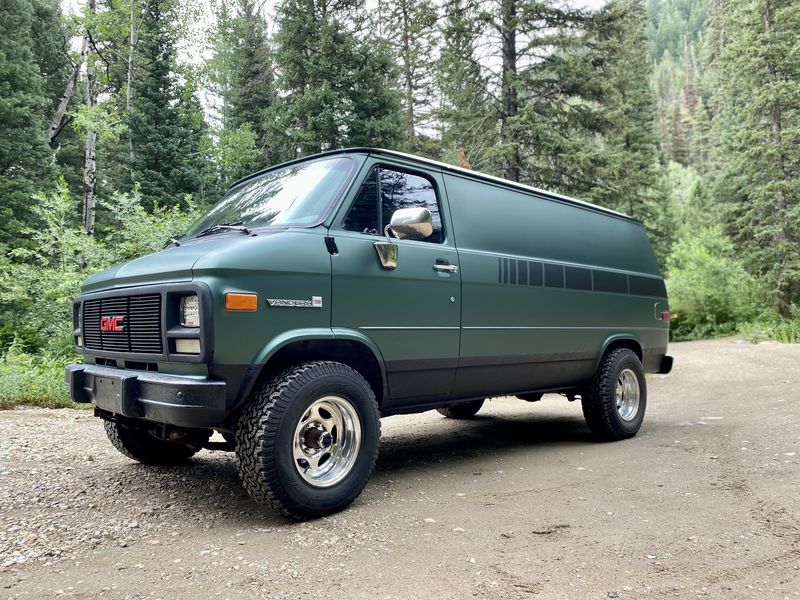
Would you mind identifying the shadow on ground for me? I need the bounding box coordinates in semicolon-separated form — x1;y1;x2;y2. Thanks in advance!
98;410;599;524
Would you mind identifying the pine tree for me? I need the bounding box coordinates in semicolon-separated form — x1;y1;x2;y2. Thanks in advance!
0;0;52;248
708;0;800;317
223;0;279;169
587;0;674;262
268;0;403;158
647;0;708;62
436;0;593;183
32;0;71;122
383;0;437;153
127;0;211;208
436;0;493;168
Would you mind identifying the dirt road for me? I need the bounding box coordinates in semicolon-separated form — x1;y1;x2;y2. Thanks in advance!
1;338;799;599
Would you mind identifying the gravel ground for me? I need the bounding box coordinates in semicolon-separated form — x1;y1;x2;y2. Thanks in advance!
1;337;799;599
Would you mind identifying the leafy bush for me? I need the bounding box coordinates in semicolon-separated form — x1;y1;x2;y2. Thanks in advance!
0;181;202;408
0;344;74;409
103;189;202;264
0;179;105;355
738;309;800;344
666;226;763;341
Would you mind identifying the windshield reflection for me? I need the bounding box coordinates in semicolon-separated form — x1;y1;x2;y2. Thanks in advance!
184;156;354;238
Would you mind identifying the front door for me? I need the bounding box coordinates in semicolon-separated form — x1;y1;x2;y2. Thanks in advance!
330;162;461;408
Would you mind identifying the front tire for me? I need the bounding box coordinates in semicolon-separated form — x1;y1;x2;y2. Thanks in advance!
236;361;381;520
437;398;485;419
581;348;647;441
104;421;204;464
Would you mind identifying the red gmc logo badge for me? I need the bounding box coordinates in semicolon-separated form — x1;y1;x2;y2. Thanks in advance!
100;316;125;332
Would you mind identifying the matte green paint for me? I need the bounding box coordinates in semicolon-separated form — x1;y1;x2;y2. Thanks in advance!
192;229;333;367
328;156;461;404
74;148;669;414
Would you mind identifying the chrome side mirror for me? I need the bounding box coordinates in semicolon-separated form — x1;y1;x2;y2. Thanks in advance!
372;207;433;270
373;224;398;270
389;207;433;241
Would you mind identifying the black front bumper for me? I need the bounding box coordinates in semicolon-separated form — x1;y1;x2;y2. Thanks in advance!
66;364;227;428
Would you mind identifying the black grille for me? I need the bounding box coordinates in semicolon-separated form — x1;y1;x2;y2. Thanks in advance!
82;294;163;354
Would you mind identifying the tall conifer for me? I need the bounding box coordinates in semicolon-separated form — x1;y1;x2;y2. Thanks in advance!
127;0;210;208
708;0;800;316
269;0;403;158
383;0;437;153
0;0;52;247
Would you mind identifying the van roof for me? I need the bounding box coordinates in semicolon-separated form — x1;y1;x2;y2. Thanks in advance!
233;147;640;224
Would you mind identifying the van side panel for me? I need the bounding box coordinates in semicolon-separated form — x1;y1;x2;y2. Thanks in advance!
443;173;669;399
444;173;661;274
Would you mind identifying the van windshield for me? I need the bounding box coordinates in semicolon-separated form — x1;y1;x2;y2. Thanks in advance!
184;156;354;238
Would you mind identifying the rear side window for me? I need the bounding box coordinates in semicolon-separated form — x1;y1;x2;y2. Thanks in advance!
343;166;444;243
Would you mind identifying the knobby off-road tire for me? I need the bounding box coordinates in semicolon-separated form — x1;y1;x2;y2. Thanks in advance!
236;361;381;520
103;421;204;464
437;398;485;419
581;348;647;441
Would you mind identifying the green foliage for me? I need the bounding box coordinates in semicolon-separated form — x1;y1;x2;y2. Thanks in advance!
268;0;404;158
436;0;494;167
0;0;53;248
707;0;800;318
0;345;73;409
103;187;203;263
0;179;104;354
383;0;438;153
127;0;213;209
739;310;800;344
71;100;126;144
207;124;261;189
646;0;708;62
0;179;202;408
225;0;278;168
666;226;763;340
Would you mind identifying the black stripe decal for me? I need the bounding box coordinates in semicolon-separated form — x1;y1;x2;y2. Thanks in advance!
629;275;667;298
529;261;543;286
544;263;564;288
496;257;666;298
593;270;629;294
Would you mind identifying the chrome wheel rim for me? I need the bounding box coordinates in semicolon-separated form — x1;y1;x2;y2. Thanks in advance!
292;395;361;488
615;368;641;421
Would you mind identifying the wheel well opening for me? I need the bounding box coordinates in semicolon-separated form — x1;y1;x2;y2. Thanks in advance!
259;340;385;404
604;339;643;361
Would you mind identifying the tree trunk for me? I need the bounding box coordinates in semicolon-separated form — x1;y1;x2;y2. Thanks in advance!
401;1;416;150
47;35;88;145
499;0;519;182
764;0;790;317
127;0;137;163
83;0;98;236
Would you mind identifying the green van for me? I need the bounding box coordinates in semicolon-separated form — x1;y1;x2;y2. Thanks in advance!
66;148;672;519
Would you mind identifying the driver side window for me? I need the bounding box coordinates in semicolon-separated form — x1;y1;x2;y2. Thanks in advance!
343;166;444;243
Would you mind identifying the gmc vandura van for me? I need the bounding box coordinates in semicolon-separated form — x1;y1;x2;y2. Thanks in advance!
66;148;672;519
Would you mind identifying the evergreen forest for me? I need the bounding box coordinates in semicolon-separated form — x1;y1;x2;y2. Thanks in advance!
1;0;798;407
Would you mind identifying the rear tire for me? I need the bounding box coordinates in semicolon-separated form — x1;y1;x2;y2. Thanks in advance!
437;399;485;419
581;348;646;441
236;361;381;520
104;421;204;464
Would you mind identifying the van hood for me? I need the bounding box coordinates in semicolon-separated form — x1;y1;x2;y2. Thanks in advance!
81;234;268;294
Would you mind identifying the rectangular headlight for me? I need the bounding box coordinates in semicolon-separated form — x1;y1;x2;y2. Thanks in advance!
180;295;200;327
175;338;201;354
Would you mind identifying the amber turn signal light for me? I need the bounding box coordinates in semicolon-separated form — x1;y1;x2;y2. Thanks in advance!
225;292;258;311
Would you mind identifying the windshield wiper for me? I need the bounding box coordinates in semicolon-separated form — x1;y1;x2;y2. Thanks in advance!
195;221;252;238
